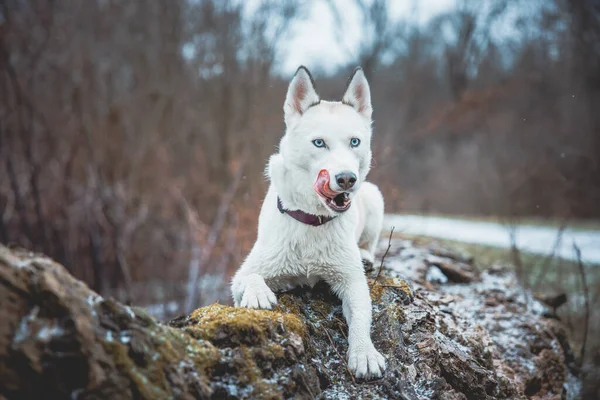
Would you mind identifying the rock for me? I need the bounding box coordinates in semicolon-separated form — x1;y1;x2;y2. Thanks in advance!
0;243;580;399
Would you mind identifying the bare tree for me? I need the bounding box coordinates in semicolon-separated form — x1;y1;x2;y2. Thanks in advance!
326;0;407;79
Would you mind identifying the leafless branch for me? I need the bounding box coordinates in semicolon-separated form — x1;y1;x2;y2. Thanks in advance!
507;224;525;286
371;227;394;288
573;243;590;364
532;220;567;291
323;0;356;59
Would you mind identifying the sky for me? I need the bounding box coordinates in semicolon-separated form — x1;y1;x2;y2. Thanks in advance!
278;0;458;75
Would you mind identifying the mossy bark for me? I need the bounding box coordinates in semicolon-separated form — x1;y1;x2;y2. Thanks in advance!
0;243;580;399
0;246;317;400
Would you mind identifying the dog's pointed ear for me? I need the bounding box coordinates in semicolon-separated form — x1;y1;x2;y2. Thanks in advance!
284;66;320;126
342;67;372;119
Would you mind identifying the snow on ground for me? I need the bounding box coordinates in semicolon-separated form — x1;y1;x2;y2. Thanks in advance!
384;214;600;264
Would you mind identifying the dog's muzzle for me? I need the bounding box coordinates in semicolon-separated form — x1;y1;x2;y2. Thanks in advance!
314;170;352;212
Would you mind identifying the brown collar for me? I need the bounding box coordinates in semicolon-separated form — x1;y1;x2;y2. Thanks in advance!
277;197;335;226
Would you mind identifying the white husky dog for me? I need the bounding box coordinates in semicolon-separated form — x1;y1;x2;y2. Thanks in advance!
231;66;386;378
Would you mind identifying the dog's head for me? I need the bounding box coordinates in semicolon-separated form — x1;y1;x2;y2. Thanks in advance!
272;66;373;215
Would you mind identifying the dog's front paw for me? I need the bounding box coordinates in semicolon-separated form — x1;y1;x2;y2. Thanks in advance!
240;280;277;310
348;345;386;379
360;249;375;267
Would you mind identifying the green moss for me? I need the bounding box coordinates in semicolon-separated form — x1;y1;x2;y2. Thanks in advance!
369;282;385;302
310;299;334;319
369;277;412;302
264;343;286;359
275;294;303;316
104;340;170;400
252;383;284;400
187;304;307;346
389;304;407;324
231;344;286;399
237;346;260;385
100;308;220;400
396;280;412;296
130;306;156;327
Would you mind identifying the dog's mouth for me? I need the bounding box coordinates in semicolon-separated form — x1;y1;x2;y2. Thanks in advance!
313;170;352;212
328;192;351;212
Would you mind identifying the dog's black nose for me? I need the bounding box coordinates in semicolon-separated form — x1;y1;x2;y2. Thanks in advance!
335;171;357;190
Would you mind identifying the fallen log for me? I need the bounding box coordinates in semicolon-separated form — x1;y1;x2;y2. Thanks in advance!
0;243;579;399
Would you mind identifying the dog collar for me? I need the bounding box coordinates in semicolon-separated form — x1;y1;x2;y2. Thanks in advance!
277;197;335;226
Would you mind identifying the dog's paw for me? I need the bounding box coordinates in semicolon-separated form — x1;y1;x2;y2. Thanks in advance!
240;281;277;310
362;259;374;272
360;249;375;267
348;345;386;379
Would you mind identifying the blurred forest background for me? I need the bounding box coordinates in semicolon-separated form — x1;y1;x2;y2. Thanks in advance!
1;0;599;328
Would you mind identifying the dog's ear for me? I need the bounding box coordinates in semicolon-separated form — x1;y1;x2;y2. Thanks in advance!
342;67;372;119
284;66;320;126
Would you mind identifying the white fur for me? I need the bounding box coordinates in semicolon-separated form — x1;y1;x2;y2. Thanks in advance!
231;67;386;379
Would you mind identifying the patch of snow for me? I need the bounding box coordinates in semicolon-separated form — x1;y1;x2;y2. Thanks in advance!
37;324;64;342
13;306;40;344
15;257;49;269
384;214;600;264
71;388;84;400
87;295;101;317
397;247;423;260
123;306;135;320
426;266;448;284
564;372;582;400
119;331;131;344
228;385;239;397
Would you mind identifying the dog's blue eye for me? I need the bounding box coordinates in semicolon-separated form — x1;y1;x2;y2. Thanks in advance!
313;139;326;148
350;138;361;147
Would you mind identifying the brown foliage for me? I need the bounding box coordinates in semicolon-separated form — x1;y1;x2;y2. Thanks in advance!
0;0;295;309
0;0;598;315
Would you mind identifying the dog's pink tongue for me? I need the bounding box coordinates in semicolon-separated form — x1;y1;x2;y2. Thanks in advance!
314;169;338;198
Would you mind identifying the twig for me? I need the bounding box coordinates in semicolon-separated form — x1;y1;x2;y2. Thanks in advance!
532;220;567;291
322;326;356;384
507;225;526;288
332;316;348;339
296;372;316;400
573;243;590;364
370;227;394;288
312;308;348;340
